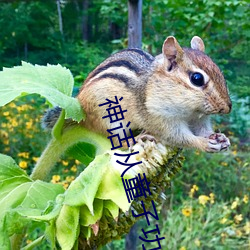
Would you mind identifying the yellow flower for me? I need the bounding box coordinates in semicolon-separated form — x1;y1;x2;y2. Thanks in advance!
179;247;186;250
221;162;228;167
51;175;61;183
243;195;248;204
19;161;28;169
0;130;8;138
194;238;201;247
26;121;33;129
231;198;240;209
235;157;242;163
3;138;9;145
234;214;243;224
3;111;9;116
220;217;228;224
75;159;81;165
244;221;250;234
32;157;39;162
11;119;18;127
209;193;215;204
62;160;69;166
198;195;210;206
18;152;30;159
66;176;75;182
70;165;77;172
4;147;10;152
232;150;237;156
236;229;242;237
189;184;199;197
221;232;227;238
182;207;192;217
9;102;16;108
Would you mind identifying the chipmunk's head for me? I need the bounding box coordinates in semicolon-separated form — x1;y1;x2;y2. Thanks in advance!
153;36;232;116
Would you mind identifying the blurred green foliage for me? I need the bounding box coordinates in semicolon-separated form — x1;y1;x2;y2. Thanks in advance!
0;0;249;97
0;0;249;248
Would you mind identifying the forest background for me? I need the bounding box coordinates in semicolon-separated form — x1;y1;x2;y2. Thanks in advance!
0;0;249;249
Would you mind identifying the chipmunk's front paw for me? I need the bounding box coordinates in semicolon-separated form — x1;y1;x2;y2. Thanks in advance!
134;132;156;147
206;133;230;152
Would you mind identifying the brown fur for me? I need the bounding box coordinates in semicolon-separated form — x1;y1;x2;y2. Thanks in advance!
77;36;232;152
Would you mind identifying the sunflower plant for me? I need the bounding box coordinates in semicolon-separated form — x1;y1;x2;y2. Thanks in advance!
0;62;182;249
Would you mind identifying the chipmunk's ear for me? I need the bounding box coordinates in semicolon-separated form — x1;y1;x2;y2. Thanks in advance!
162;36;184;62
191;36;205;52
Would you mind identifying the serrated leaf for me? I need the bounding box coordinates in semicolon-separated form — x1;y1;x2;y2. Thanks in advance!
0;176;31;201
64;154;110;213
0;154;30;181
20;181;64;212
96;165;130;212
0;62;85;122
56;205;80;250
27;201;63;222
103;200;119;219
0;182;32;218
79;199;103;227
65;142;96;165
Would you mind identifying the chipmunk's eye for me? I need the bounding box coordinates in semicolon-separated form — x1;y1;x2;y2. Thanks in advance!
190;72;204;87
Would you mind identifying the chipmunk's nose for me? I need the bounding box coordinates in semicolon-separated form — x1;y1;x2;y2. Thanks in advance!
219;101;232;114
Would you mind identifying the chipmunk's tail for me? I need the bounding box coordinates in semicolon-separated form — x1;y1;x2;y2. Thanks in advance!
41;106;62;130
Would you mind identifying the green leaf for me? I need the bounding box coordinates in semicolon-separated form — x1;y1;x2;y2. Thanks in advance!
0;176;32;201
64;154;110;213
26;197;63;222
45;220;56;249
65;142;96;165
64;152;131;214
96;164;130;212
56;205;80;250
0;62;85;122
103;200;119;219
0;154;30;181
20;181;64;213
80;226;92;240
79;199;103;227
52;109;65;139
0;154;65;245
0;231;10;250
0;182;33;218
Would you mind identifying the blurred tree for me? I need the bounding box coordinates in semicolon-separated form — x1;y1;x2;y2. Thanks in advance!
128;0;142;48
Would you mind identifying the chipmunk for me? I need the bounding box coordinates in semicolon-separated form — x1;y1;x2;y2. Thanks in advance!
43;36;232;153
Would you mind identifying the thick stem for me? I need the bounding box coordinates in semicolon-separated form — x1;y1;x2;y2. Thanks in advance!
30;126;110;181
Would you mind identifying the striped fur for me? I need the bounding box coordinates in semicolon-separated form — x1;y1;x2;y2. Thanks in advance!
76;36;232;153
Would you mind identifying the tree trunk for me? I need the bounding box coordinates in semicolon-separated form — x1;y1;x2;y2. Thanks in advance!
56;0;63;36
82;0;89;41
128;0;142;48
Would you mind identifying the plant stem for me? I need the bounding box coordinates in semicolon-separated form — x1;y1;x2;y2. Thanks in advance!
30;126;110;181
